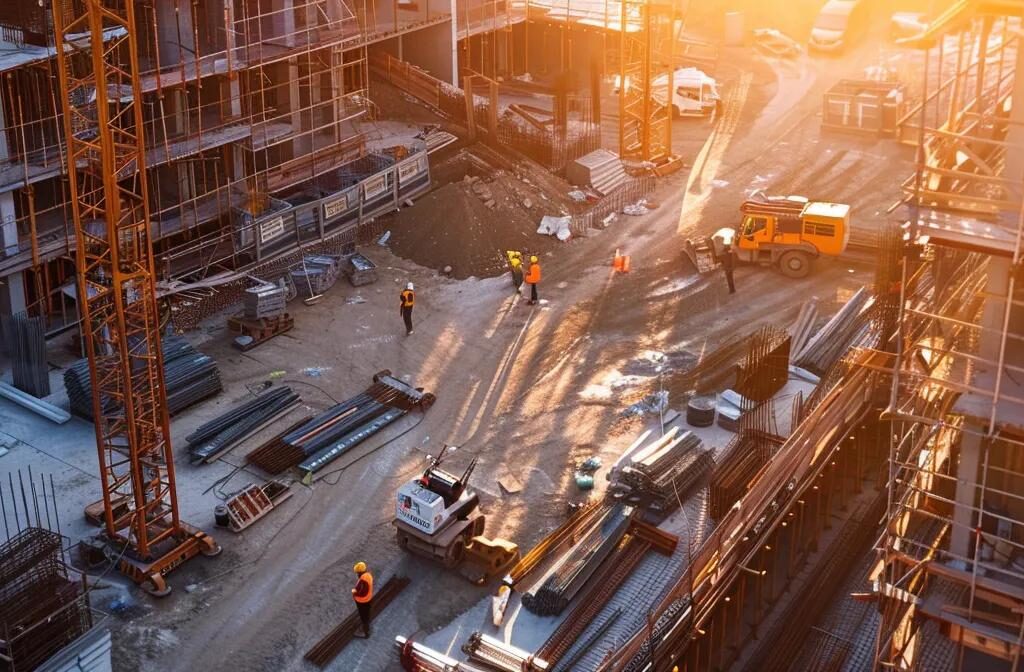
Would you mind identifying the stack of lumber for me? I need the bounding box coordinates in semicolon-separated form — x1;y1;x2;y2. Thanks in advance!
611;429;713;513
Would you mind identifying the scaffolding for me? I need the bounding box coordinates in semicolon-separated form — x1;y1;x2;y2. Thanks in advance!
0;0;382;332
875;2;1024;668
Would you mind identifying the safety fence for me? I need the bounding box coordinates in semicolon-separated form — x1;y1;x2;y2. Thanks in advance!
569;176;656;235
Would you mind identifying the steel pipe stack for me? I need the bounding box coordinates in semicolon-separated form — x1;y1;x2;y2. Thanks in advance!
187;386;301;463
462;632;549;672
64;336;222;419
247;373;433;475
394;637;490;672
522;504;632;616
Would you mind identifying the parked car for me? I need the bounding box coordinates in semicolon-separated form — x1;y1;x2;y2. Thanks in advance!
809;0;870;53
614;68;721;117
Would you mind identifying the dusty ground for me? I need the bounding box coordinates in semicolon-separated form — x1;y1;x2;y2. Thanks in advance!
0;5;922;671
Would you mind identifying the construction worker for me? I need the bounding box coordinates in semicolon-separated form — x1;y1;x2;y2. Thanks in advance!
721;244;736;295
399;282;415;335
510;256;524;294
524;256;541;305
352;561;374;638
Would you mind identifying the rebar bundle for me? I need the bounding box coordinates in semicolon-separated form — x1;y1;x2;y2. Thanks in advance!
305;576;410;667
521;504;632;616
0;312;50;397
246;373;432;475
64;335;222;419
709;433;774;519
734;325;791;402
538;536;648;666
462;632;549;672
0;528;91;672
187;386;301;463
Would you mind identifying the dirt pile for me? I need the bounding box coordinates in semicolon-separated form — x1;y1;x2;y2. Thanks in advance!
381;168;569;279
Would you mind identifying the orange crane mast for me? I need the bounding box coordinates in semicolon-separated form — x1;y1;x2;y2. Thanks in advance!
51;0;218;596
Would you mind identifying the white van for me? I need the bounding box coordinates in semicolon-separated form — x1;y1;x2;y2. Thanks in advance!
809;0;869;53
614;67;721;117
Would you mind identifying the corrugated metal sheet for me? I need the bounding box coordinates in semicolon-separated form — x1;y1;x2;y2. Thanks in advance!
37;627;112;672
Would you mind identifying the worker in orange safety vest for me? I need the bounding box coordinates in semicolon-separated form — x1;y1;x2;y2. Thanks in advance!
399;283;415;335
352;561;374;637
524;256;541;305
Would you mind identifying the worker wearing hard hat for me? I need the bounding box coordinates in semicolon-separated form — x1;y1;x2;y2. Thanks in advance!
399;282;415;335
352;561;374;637
721;243;736;295
524;256;541;305
510;256;524;294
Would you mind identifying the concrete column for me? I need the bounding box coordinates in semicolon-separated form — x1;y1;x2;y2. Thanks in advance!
949;256;1013;561
224;0;243;119
156;0;196;66
448;2;459;86
289;58;302;131
280;0;297;44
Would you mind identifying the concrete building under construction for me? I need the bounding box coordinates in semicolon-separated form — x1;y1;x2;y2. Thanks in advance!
8;0;1024;671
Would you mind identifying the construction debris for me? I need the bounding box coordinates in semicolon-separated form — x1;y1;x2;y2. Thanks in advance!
246;372;434;476
186;386;301;463
64;336;222;420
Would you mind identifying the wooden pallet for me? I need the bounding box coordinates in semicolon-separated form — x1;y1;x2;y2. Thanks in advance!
223;481;292;532
227;312;294;351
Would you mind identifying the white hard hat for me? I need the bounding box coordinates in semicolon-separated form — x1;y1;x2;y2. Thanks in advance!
406;282;414;290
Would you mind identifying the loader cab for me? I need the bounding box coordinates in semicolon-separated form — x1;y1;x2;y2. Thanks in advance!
739;214;771;247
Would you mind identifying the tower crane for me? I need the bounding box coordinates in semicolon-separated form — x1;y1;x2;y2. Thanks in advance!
51;0;219;596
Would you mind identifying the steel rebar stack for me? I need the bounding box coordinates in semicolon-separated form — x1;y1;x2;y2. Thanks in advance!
187;386;301;463
246;372;434;475
521;504;632;616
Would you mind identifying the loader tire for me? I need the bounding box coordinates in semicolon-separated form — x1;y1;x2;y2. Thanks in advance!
779;251;811;279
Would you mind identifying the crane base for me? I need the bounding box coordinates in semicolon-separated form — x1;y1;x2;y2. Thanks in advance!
113;523;220;597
